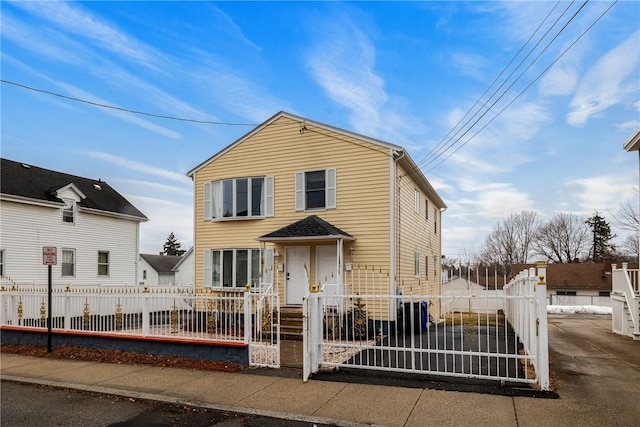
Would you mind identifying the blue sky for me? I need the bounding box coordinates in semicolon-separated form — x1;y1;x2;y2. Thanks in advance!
2;1;639;258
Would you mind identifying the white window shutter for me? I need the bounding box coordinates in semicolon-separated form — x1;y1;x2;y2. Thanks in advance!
203;250;212;287
295;172;304;211
204;182;211;220
326;168;336;209
262;248;274;285
265;176;274;217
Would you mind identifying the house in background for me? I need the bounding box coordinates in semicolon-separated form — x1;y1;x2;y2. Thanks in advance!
512;262;616;306
138;248;194;286
0;158;147;287
187;111;446;321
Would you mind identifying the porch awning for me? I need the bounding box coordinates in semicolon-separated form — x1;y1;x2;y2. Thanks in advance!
256;215;355;242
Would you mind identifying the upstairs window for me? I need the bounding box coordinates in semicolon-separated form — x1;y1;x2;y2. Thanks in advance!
204;177;274;220
414;252;420;277
62;199;75;224
434;208;438;234
62;249;75;277
425;199;429;220
98;251;109;276
0;250;4;276
414;189;420;214
295;168;336;211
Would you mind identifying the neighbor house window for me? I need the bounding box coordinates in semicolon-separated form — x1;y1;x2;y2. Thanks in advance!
0;250;4;276
425;199;429;220
414;189;420;214
425;256;429;278
295;169;336;211
143;270;147;280
62;249;75;277
599;291;610;297
434;208;438;233
204;249;261;288
62;199;74;224
415;252;420;277
98;251;109;276
205;177;273;220
557;291;577;296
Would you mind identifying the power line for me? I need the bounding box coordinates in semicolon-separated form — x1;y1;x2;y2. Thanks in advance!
424;0;617;174
1;79;257;126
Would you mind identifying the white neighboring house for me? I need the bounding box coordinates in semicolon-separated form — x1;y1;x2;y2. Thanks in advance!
0;158;148;287
138;253;182;286
173;248;194;287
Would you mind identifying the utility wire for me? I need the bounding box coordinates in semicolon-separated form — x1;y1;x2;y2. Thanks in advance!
416;0;565;169
424;0;618;174
1;79;257;126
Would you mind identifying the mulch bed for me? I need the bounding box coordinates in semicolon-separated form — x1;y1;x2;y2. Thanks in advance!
0;344;244;372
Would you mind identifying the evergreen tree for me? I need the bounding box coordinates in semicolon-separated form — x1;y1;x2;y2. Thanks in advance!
163;232;186;256
585;213;616;261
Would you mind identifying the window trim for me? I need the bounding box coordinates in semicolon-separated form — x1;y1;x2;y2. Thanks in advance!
205;176;273;221
98;251;109;277
62;248;75;277
204;248;262;289
295;168;337;212
62;199;75;224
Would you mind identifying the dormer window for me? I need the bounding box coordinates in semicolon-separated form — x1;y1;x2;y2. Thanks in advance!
63;199;75;224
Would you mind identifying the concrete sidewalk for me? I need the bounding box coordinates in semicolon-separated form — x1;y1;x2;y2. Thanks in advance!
2;314;638;427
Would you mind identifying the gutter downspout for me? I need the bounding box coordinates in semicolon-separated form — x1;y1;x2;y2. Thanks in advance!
390;149;405;298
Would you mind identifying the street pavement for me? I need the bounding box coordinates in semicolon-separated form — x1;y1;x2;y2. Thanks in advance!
1;314;638;427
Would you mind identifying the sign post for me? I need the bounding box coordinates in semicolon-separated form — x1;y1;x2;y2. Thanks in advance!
43;247;57;353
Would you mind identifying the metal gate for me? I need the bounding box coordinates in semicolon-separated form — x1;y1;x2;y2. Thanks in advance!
303;266;549;390
248;290;280;368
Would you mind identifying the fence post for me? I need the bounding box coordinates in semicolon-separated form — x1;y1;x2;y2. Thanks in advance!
536;260;550;391
244;285;251;345
64;286;71;331
142;287;150;336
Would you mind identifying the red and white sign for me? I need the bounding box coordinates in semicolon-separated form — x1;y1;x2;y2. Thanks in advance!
43;246;57;265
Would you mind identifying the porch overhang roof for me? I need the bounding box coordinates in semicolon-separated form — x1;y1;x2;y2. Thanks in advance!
256;215;355;242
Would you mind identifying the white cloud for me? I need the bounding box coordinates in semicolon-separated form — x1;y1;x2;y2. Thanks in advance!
567;31;640;126
83;152;190;184
129;195;193;254
564;174;637;213
449;51;487;80
12;1;166;73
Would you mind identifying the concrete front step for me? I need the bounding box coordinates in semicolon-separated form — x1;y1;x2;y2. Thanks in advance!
280;306;303;340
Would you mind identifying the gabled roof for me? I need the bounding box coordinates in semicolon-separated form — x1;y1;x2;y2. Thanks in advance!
257;215;355;242
1;158;147;221
140;254;184;273
172;247;193;271
187;111;446;209
623;128;640;152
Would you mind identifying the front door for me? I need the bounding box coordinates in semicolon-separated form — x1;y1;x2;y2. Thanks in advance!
285;246;310;305
317;245;340;306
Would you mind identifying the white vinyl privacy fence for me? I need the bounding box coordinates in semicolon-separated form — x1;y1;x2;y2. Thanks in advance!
0;284;280;368
304;263;550;390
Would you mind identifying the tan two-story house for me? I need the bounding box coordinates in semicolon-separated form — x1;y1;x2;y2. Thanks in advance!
187;112;446;318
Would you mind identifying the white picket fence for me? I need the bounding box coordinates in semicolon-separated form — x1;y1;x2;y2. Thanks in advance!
0;284;280;368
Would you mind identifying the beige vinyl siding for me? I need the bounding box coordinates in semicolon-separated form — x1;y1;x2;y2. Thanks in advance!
395;162;442;317
194;116;392;301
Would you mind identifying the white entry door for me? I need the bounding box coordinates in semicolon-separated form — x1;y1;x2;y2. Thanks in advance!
317;245;340;306
285;246;310;305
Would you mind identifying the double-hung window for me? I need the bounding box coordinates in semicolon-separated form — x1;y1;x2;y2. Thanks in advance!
205;177;274;220
0;250;4;276
295;168;336;211
62;249;75;277
204;249;261;288
98;251;109;276
414;252;420;278
62;199;74;224
425;255;429;278
434;208;438;234
414;189;420;214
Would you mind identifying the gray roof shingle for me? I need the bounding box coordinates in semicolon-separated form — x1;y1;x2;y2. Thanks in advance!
140;254;183;273
257;215;354;241
1;158;147;220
